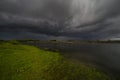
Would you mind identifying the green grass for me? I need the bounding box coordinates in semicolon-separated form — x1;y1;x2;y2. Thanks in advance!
0;42;111;80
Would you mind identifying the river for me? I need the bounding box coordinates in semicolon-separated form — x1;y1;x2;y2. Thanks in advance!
21;41;120;78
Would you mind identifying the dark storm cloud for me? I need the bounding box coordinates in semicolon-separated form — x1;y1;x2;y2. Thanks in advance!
0;0;120;39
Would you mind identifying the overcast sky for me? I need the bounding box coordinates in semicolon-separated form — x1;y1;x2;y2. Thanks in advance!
0;0;120;40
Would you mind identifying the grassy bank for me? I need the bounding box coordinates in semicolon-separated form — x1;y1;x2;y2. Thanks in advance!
0;42;111;80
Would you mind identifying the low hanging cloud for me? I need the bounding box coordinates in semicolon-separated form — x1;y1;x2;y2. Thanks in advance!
0;0;120;40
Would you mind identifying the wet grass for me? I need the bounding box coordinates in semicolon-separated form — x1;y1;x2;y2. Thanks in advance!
0;41;111;80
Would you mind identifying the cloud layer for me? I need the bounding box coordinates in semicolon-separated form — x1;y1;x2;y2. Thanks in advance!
0;0;120;40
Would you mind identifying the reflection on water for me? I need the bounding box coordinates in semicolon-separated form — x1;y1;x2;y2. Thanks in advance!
22;42;120;76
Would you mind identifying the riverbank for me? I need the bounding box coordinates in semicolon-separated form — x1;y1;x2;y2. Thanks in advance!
0;41;112;80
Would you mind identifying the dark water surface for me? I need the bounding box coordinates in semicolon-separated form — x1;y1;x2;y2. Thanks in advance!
22;41;120;77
